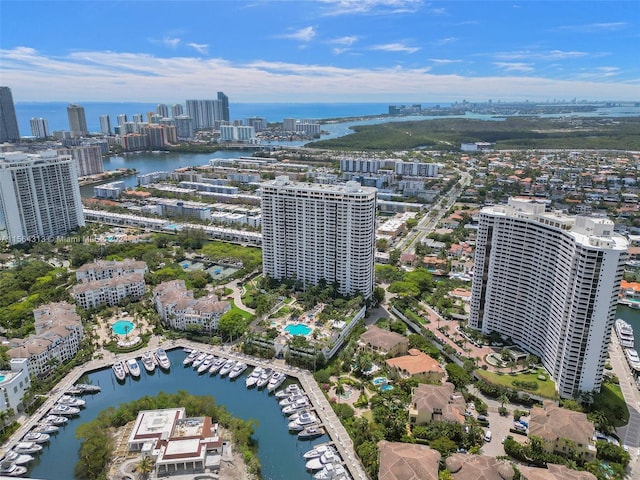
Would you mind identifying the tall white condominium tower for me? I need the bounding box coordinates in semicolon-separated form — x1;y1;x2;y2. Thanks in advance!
30;117;50;138
261;176;377;299
67;104;88;137
469;198;628;398
99;114;112;135
0;86;20;142
0;150;85;245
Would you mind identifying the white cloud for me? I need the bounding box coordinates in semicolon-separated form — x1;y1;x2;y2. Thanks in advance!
494;62;535;73
147;36;181;49
329;36;360;46
319;0;424;16
279;26;316;42
430;58;462;64
558;22;628;33
432;37;457;46
371;43;420;54
3;47;639;103
187;43;209;55
494;50;589;61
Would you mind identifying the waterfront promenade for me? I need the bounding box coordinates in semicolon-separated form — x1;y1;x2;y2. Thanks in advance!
3;338;369;480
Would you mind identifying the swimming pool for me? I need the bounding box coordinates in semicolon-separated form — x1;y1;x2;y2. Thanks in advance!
380;384;394;392
0;375;5;382
112;320;135;335
285;323;312;336
372;376;388;386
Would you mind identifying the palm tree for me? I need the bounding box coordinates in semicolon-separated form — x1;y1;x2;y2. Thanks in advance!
136;456;154;479
498;393;510;409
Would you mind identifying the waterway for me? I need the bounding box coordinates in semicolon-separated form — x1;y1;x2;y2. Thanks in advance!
26;349;328;480
616;304;640;350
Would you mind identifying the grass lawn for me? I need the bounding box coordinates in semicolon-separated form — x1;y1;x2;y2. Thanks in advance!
476;369;557;399
229;300;254;321
594;381;629;427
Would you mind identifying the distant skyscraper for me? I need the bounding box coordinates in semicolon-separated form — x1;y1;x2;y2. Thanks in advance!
469;198;628;398
99;114;112;135
171;104;183;117
174;115;194;140
217;91;230;122
117;114;128;126
156;104;170;118
185;99;218;129
30;118;50;138
58;145;104;177
261;176;377;298
132;113;144;124
67;104;88;137
0;150;85;244
0;86;20;142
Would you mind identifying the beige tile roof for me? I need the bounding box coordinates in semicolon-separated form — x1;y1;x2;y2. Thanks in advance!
519;464;596;480
76;258;147;273
377;441;440;480
411;382;465;424
71;273;145;294
446;453;515;480
386;349;443;376
360;325;408;352
529;401;594;445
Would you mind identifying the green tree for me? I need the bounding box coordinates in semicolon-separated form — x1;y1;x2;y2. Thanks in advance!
136;456;154;479
445;363;471;389
217;311;248;341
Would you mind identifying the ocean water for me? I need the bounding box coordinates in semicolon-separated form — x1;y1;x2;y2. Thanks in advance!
15;101;432;135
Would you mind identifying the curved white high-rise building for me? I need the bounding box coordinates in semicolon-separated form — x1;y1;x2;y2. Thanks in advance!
261;176;376;298
470;198;628;398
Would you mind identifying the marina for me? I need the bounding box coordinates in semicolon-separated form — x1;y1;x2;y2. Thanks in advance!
10;346;366;480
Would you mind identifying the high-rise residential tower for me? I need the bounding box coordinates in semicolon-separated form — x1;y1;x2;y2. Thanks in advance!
30;118;50;138
185;99;217;129
261;176;377;298
156;104;170;118
0;86;20;142
469;198;628;398
99;114;112;135
0;150;85;244
217;91;230;122
67;104;88;137
171;104;184;117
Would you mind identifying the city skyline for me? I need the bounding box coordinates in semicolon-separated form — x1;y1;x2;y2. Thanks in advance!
1;1;639;103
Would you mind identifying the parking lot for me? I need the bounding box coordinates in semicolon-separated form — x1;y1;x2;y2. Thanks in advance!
475;410;530;457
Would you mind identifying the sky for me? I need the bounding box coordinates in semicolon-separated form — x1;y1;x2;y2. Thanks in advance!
1;0;639;103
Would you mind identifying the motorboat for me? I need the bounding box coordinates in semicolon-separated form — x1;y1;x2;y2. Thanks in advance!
112;361;126;381
299;425;326;441
625;348;640;370
127;358;141;378
43;415;68;425
192;352;208;369
75;383;101;394
58;395;85;407
256;368;273;389
275;383;301;398
306;449;340;470
141;352;156;373
229;362;248;379
245;367;263;388
314;462;348;480
50;404;80;416
616;319;635;348
304;444;336;459
13;442;43;455
33;423;59;434
155;348;171;370
198;355;216;374
267;371;287;392
0;461;28;477
288;412;319;431
219;359;236;377
209;357;227;375
288;409;312;421
183;350;199;366
1;450;34;465
279;393;307;407
22;431;50;444
282;398;311;415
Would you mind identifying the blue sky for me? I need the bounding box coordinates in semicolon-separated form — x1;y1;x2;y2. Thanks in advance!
1;0;639;103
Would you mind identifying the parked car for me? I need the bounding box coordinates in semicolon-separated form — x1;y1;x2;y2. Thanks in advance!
484;431;492;442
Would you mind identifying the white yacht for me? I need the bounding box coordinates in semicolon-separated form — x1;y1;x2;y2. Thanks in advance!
314;462;349;480
282;398;311;415
299;425;326;440
155;348;171;370
50;404;80;416
267;371;286;392
141;352;156;373
192;352;208;369
58;395;86;407
615;319;635;348
257;368;273;389
127;358;141;378
288;412;319;431
219;359;236;376
43;415;68;425
229;362;248;379
304;444;336;459
33;423;58;434
22;431;50;444
0;461;28;477
279;394;307;407
625;348;640;372
13;442;43;455
2;450;34;465
245;367;264;388
209;357;227;375
183;350;199;366
112;361;127;381
198;355;216;374
306;450;340;470
275;383;301;398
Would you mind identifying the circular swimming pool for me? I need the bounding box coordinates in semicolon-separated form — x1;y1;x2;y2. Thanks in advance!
284;323;312;336
112;320;135;335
